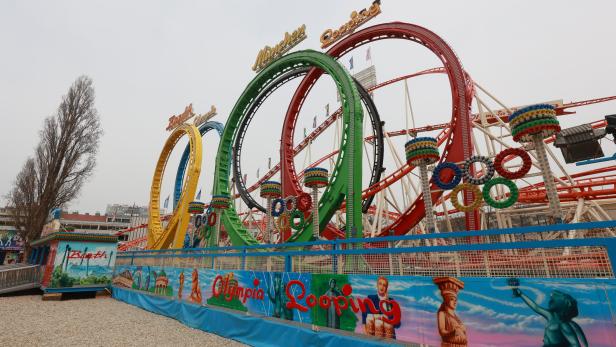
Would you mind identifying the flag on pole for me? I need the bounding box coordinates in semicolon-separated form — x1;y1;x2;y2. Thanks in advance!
257;168;260;178
349;56;354;70
163;195;170;209
325;103;329;116
196;189;202;200
366;47;371;61
268;157;271;169
312;116;317;128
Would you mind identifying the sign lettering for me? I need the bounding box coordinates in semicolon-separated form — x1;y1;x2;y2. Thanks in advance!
320;1;381;49
166;104;195;131
284;279;401;325
252;24;307;72
68;250;108;260
193;105;217;127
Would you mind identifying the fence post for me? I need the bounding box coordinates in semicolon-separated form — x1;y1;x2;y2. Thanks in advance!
332;241;338;274
39;247;47;265
242;248;247;270
285;255;292;273
30;248;38;265
605;239;616;275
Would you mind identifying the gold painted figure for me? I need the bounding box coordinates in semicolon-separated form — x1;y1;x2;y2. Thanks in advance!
433;277;467;347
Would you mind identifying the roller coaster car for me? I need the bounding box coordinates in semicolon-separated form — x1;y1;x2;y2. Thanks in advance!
554;123;605;163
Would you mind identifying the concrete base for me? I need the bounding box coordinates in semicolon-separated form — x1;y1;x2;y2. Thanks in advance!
96;289;111;298
42;293;62;301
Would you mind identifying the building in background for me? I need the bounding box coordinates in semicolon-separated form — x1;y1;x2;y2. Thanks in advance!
40;204;150;242
105;204;149;222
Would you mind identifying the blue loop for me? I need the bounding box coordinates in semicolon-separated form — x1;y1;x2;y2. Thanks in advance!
271;198;285;217
432;162;462;190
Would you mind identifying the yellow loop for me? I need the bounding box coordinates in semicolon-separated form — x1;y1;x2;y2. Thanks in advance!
450;183;483;212
148;124;202;250
276;212;291;231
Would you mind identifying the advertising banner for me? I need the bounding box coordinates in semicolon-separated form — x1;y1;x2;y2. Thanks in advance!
0;231;23;251
113;266;616;347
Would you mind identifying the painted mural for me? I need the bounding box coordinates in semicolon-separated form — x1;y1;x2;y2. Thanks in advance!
48;241;117;289
112;266;616;346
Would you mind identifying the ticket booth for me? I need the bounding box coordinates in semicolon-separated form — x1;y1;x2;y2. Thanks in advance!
30;232;117;294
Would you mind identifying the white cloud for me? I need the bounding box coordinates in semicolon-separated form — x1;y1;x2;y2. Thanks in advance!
417;296;441;308
463;290;526;308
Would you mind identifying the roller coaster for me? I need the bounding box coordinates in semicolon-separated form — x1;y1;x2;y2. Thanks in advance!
116;20;616;255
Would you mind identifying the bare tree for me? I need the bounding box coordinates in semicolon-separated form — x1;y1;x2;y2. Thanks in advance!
7;76;103;254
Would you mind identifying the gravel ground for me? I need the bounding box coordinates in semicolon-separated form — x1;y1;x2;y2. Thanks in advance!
0;295;248;347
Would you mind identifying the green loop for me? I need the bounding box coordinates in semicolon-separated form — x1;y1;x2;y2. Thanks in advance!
482;177;519;209
290;210;306;230
212;50;363;246
201;224;212;240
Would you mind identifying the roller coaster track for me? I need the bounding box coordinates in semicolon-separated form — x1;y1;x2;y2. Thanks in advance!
238;67;445;203
148;124;202;250
281;22;476;240
120;93;615;249
210;50;364;246
173;121;224;208
232;69;384;216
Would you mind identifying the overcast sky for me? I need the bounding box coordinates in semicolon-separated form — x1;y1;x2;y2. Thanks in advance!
1;1;615;214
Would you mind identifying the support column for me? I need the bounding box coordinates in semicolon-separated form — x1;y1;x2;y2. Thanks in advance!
405;137;440;233
532;135;562;222
266;197;273;243
210;195;230;247
260;181;281;244
304;168;329;241
419;164;437;233
509;104;562;224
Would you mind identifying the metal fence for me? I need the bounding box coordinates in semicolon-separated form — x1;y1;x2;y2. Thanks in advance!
0;264;42;294
116;221;616;279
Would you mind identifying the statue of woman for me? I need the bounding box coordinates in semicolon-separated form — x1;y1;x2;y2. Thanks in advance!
512;287;588;347
434;277;466;347
437;294;467;347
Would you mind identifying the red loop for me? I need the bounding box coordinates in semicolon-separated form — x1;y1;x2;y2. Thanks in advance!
207;212;217;226
494;148;532;179
296;192;313;212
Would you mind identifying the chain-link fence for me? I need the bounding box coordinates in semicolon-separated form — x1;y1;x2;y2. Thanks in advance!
117;221;616;279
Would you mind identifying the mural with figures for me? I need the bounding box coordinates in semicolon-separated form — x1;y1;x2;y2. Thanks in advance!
49;241;117;288
112;265;616;346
